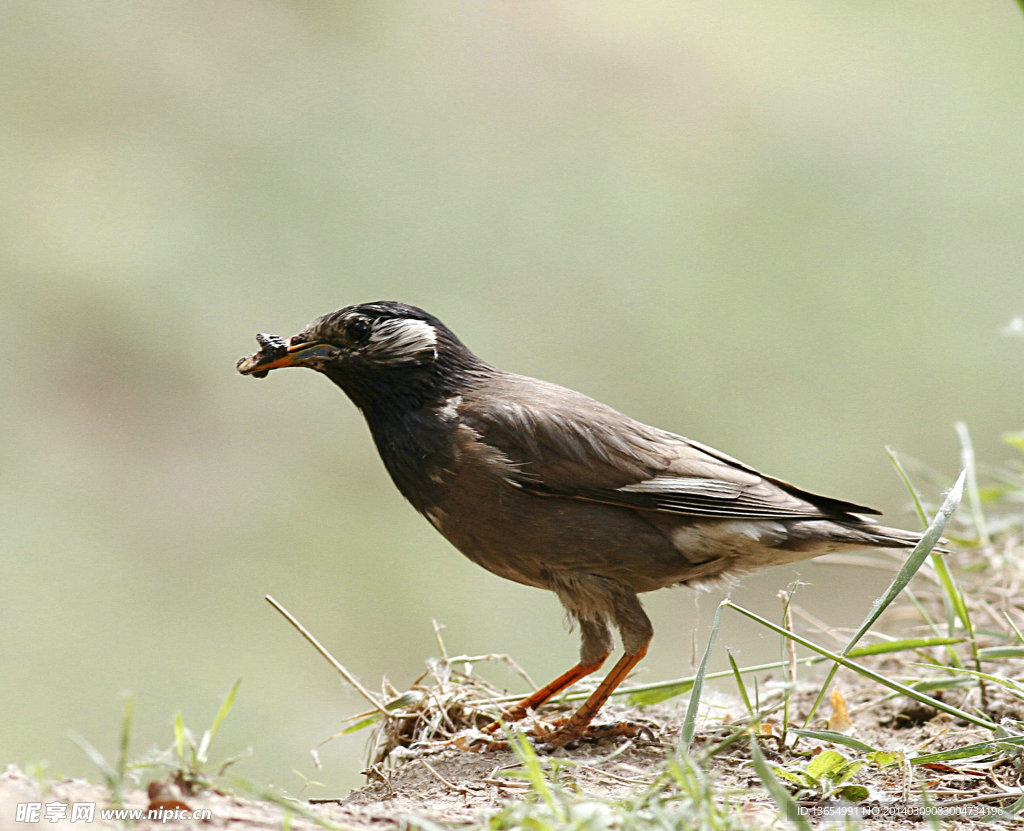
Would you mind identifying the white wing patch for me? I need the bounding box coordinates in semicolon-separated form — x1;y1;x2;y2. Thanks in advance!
670;520;788;553
436;394;462;422
619;476;743;498
367;318;438;363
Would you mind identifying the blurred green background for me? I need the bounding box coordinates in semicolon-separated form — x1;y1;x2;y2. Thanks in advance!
2;1;1022;793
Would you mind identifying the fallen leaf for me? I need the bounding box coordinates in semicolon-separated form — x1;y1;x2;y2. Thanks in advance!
827;687;852;733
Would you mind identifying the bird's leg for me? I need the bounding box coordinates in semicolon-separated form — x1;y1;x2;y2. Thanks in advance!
483;617;612;734
540;592;653;747
539;642;649;747
483;654;609;733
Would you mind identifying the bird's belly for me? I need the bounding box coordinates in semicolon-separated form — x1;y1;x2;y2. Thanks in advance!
421;469;700;593
414;427;841;594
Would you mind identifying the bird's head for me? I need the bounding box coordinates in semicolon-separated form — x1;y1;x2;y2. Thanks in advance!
236;301;486;412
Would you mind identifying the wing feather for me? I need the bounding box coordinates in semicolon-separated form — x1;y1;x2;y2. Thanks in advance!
462;373;880;520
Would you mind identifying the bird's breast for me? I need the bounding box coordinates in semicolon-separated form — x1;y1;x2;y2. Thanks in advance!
420;425;683;592
363;405;462;514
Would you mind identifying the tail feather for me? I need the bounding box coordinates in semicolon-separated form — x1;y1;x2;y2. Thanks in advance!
832;520;948;555
786;518;948;555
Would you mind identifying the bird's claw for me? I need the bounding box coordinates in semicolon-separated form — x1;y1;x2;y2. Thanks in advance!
449;734;510;752
532;717;653;749
450;718;653;753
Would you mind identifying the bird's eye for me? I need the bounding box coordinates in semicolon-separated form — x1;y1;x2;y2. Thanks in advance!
346;316;373;344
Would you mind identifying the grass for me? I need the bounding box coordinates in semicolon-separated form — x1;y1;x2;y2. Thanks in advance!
55;428;1024;829
67;680;247;806
68;695;134;808
486;737;768;831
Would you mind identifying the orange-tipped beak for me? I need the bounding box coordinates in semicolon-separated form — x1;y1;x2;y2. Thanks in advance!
236;335;336;378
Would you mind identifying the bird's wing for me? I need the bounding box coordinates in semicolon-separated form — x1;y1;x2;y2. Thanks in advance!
461;374;879;520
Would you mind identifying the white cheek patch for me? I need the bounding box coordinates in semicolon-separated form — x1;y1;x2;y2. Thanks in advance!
366;319;438;363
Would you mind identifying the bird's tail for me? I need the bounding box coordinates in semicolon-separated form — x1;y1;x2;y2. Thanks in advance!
785;518;948;555
834;520;948;555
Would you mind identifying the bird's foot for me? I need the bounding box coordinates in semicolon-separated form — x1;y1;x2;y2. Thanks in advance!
450;717;653;753
450;733;509;753
480;706;530;735
532;716;654;749
448;710;542;752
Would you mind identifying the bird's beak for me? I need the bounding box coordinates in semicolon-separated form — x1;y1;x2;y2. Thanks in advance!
236;337;336;378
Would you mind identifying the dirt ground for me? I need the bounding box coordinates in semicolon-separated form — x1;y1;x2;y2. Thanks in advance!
8;533;1023;829
4;679;1021;830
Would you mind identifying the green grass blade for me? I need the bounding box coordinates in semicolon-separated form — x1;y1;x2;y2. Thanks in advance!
69;731;125;808
788;728;877;753
727;650;753;717
909;676;976;693
847;469;963;645
68;732;115;783
910;736;1024;765
913;663;1024;698
724;600;997;731
929;551;968;645
627;679;695;706
623;638;960;706
173;712;186;761
341;714;382;735
846;637;962;656
1005;612;1024;645
117;696;133;786
208;679;242;743
802;470;965;727
506;728;562;819
749;736;811;831
980;646;1024;659
956;422;990;546
196;679;240;765
886;446;929;525
680;600;724;750
1005;430;1024;453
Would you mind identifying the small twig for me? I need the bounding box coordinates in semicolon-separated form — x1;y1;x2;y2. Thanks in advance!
340;706;419;725
266;595;389;716
446;653;538;689
986;770;1022;795
432;619;448;660
362;763;395;795
418;685;461;734
483;761;532;790
419;759;468;793
482;777;530;790
913;725;950;752
932;791;1024;807
778;591;798;685
570;760;654;787
788;606;847;647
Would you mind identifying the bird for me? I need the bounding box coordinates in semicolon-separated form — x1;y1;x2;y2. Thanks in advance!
236;300;928;747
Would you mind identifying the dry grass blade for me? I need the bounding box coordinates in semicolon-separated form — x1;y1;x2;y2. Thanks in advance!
361;652;517;764
265;595;388;716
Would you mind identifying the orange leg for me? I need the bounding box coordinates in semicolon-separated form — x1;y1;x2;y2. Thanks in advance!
483;651;610;734
542;642;650;747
